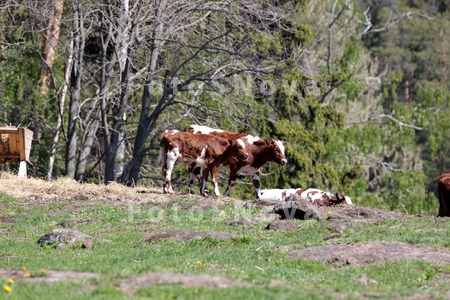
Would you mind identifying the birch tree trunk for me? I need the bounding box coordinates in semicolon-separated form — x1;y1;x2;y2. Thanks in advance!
104;0;131;184
47;34;73;181
66;0;84;178
76;106;101;181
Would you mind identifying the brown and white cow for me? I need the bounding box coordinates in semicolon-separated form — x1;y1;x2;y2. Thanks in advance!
258;188;298;201
159;131;248;196
437;173;450;217
259;188;352;206
186;125;288;197
297;188;352;206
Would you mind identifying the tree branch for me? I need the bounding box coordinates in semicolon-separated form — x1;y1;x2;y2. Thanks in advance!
359;7;435;36
347;114;423;130
346;151;403;173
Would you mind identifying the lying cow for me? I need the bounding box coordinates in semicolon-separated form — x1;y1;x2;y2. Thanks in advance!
259;188;352;206
186;125;287;197
159;131;248;196
258;188;298;201
297;188;352;206
437;173;450;217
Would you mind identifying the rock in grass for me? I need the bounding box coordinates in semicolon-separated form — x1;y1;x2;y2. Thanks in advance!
265;220;298;231
37;229;94;249
272;194;321;221
55;243;66;251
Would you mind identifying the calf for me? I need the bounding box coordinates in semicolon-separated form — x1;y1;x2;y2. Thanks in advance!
224;138;287;198
258;188;298;201
296;188;352;206
159;131;248;196
186;125;288;197
437;173;450;217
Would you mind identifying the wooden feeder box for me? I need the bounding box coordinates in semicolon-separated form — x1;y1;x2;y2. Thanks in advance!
0;127;34;177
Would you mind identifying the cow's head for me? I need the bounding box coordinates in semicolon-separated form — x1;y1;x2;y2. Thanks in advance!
270;140;288;165
333;193;353;205
229;138;249;161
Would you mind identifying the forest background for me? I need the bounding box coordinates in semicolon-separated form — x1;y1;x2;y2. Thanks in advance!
0;0;448;215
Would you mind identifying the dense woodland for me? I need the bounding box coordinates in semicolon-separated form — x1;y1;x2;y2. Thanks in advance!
0;0;448;214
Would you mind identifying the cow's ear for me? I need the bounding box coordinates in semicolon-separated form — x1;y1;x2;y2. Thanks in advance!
283;141;287;146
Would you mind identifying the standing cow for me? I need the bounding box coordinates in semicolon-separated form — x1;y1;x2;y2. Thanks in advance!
159;131;248;196
437;173;450;217
186;125;288;198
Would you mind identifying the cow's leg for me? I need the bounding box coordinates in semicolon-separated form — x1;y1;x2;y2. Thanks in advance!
210;167;221;196
188;163;200;194
162;162;168;193
438;183;450;217
163;149;178;193
224;170;238;197
195;167;203;185
252;171;261;198
200;168;210;196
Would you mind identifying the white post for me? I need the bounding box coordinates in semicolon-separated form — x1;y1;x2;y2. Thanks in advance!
18;161;27;178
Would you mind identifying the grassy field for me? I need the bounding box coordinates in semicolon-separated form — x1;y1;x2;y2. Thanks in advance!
1;175;450;299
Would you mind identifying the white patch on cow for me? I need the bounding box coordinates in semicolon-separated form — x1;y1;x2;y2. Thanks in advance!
165;129;179;135
195;145;208;167
190;125;223;134
298;188;322;202
275;140;286;156
259;189;297;201
237;138;246;150
165;148;180;181
167;147;180;163
212;177;220;196
245;135;260;144
344;196;353;205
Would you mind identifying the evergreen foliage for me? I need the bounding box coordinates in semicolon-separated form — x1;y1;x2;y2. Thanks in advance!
0;0;448;214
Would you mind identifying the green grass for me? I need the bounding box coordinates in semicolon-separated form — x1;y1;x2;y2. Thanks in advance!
1;193;450;299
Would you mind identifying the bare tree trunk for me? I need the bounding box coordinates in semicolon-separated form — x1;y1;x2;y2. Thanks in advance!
39;0;64;96
77;106;101;181
114;128;126;181
47;34;73;181
327;0;339;76
104;0;131;184
124;0;168;185
66;0;84;178
105;58;130;183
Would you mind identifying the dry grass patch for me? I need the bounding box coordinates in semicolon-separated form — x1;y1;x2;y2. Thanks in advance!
0;172;197;205
0;172;245;210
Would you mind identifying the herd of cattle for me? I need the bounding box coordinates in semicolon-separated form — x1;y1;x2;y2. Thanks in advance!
159;125;352;207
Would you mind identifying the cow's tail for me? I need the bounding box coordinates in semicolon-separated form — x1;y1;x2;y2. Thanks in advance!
158;142;167;165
